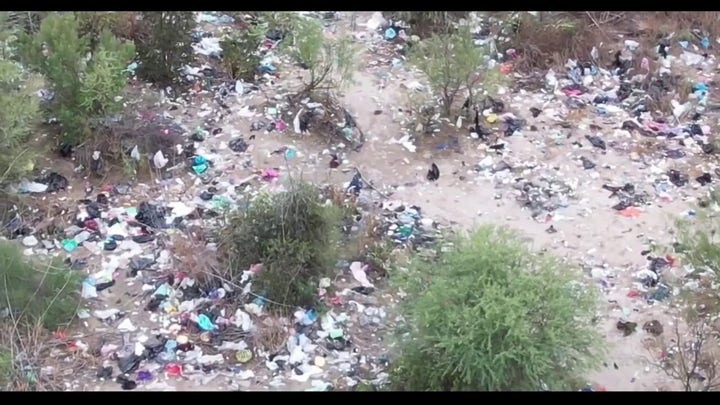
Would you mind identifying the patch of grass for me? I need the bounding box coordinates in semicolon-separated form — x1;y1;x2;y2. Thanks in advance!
0;241;82;390
390;226;603;391
0;242;81;330
217;181;343;310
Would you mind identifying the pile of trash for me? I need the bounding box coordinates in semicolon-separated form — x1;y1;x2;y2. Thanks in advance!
379;200;441;248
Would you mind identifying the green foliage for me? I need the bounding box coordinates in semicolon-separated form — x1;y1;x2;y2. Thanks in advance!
0;242;81;330
220;25;264;81
674;199;720;274
0;241;81;390
392;12;464;37
391;226;603;391
671;197;720;316
75;12;136;44
410;25;499;116
136;12;195;87
1;12;48;35
291;18;356;94
17;13;135;145
256;12;301;44
0;15;42;183
218;182;342;309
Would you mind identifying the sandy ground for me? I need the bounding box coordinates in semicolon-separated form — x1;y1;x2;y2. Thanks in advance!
28;12;715;391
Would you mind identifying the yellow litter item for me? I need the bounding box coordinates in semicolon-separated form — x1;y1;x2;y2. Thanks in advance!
486;114;498;124
236;349;253;363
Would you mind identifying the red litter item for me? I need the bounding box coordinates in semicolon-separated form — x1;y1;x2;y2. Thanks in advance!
329;296;343;306
165;363;182;377
84;219;99;232
627;290;641;299
563;88;583;97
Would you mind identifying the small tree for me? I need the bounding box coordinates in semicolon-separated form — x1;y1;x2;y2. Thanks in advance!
291;17;356;96
410;25;496;117
17;13;135;146
391;226;603;391
220;24;264;82
136;12;195;87
647;310;720;391
0;14;42;183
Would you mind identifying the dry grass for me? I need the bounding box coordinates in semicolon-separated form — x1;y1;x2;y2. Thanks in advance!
168;227;217;287
633;12;720;42
508;13;611;73
645;313;720;391
252;316;291;355
504;12;720;74
0;322;98;390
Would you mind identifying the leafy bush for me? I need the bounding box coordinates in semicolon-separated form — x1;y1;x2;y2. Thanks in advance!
291;17;356;95
218;182;342;309
17;13;135;146
410;25;501;116
391;226;602;391
0;14;42;183
220;25;264;81
136;12;195;87
0;242;81;330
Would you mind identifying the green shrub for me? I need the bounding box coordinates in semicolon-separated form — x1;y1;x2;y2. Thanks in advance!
218;182;342;309
0;242;81;330
391;226;603;391
220;25;264;81
0;14;42;183
17;13;135;146
410;25;502;116
136;12;195;87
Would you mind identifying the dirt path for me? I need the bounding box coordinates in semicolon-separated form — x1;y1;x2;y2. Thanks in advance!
41;12;716;391
339;52;688;391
